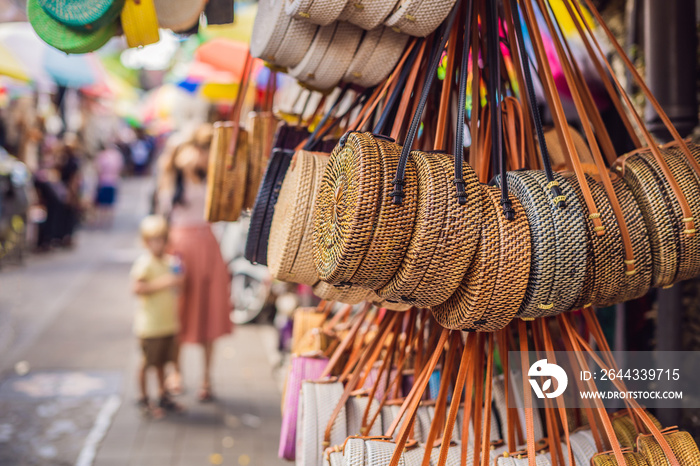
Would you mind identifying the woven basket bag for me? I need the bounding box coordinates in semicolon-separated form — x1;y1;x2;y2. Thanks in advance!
591;451;650;466
377;151;480;307
297;380;348;466
291;307;328;355
562;172;622;309
120;0;159;47
38;0;124;31
346;395;383;437
244;112;279;210
204;122;249;222
569;430;599;466
344;27;409;89
431;185;530;331
285;0;348;26
597;175;653;305
250;0;318;69
612;411;662;449
384;0;458;37
28;0;117;53
245;125;309;265
268;150;329;285
338;0;399;30
153;0;205;31
637;431;700;466
289;22;364;91
614;146;700;288
313;132;383;285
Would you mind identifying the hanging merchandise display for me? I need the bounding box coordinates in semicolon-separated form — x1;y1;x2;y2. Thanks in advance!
196;0;700;464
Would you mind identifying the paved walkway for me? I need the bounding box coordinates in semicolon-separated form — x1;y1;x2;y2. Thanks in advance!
0;178;288;466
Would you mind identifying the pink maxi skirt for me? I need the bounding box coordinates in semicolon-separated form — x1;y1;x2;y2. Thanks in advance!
169;224;233;344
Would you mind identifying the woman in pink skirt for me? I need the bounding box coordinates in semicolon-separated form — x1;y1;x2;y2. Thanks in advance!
157;124;232;401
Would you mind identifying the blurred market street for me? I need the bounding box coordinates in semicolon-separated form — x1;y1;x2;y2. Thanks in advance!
0;177;287;466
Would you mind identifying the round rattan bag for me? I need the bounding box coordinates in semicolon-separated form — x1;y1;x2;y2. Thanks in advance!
268;150;329;285
637;431;700;466
384;0;458;37
313;132;384;285
432;185;530;331
591;452;650;466
312;282;371;305
377;150;481;307
343;27;409;89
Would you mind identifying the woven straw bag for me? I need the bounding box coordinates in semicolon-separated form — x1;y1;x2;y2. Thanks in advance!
153;0;205;31
268;150;329;285
38;0;124;31
432;185;530;331
285;0;348;26
250;0;318;69
591;451;650;466
338;0;399;30
204;122;249;222
562;172;623;309
245;125;310;265
569;430;599;466
120;0;159;47
314;132;385;285
346;394;383;437
344;28;409;88
614;145;700;288
384;0;458;36
637;430;700;466
279;355;328;460
497;452;553;466
244;111;279;210
28;0;117;53
297;380;347;466
597;175;653;305
289;22;363;91
377;151;480;307
291;307;328;355
611;412;662;449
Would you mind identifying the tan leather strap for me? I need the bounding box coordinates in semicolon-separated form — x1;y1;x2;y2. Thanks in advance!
470;333;485;466
391;41;427;141
533;0;637;271
320;303;371;379
517;0;605;234
323;312;399;446
420;332;460;466
518;320;537;466
480;334;496;466
434;17;461;151
563;0;697;237
467;1;481;170
389;330;450;466
576;0;700;180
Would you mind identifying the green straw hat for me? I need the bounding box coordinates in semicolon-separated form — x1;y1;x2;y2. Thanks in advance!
37;0;125;31
28;0;116;54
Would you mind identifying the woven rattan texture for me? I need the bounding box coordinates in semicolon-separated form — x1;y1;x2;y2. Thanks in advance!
153;0;205;31
244;113;277;210
384;0;458;37
638;148;700;285
300;22;364;90
312;281;371;304
290;23;336;84
219;130;249;222
204;122;231;222
638;431;700;466
339;0;400;30
597;176;652;304
39;0;124;30
495;171;556;318
432;185;530;331
591;452;649;466
527;171;587;314
314;133;382;284
616;152;680;288
285;0;347;26
349;135;417;289
562;173;622;308
378;151;480;306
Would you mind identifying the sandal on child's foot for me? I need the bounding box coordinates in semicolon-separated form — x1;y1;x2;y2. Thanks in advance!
159;395;185;413
137;397;151;417
197;387;215;403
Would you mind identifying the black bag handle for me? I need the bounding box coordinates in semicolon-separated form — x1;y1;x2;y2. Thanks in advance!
303;84;350;151
391;1;462;205
453;0;473;205
373;44;422;136
509;0;565;208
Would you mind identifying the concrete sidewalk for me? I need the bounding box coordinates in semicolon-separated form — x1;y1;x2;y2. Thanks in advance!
0;178;288;466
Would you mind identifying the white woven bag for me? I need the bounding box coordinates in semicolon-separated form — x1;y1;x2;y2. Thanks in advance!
285;0;349;26
338;0;399;30
384;0;458;37
344;27;408;88
569;430;598;466
347;395;383;437
289;21;363;90
497;452;554;466
153;0;205;31
251;0;318;68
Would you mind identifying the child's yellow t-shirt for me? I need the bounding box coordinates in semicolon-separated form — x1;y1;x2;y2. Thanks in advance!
131;253;179;338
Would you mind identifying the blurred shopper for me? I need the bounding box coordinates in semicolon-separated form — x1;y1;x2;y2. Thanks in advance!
130;128;154;176
94;142;123;227
131;215;185;417
157;124;232;402
57;135;83;247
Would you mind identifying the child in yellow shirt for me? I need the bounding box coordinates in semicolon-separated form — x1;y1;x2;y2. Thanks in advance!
131;215;184;417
